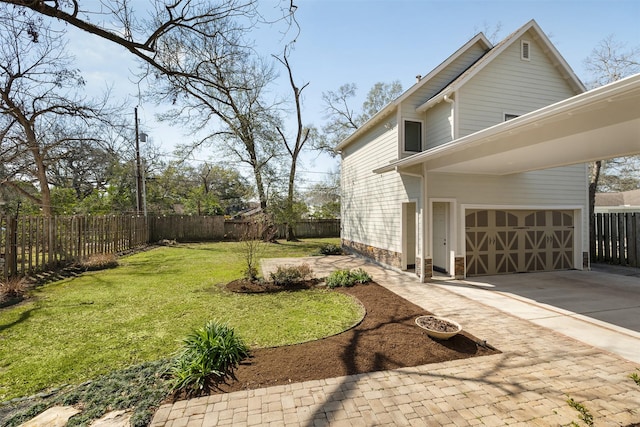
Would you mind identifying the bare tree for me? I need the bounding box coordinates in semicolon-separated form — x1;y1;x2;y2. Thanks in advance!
318;81;403;154
146;8;282;211
0;9;105;215
273;44;311;241
584;35;640;257
1;0;260;89
585;35;640;88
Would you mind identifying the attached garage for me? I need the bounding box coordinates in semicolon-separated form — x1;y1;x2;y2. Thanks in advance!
465;209;575;276
370;74;640;281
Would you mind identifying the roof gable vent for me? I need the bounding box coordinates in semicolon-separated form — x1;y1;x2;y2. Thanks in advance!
521;40;531;61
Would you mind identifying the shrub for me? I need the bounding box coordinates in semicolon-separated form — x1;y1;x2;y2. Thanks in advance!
0;276;28;299
170;321;249;392
270;263;314;287
350;268;372;284
326;268;372;288
317;243;342;256
326;269;354;288
79;253;118;271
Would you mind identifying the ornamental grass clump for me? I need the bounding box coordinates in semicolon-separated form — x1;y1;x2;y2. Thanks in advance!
0;276;28;300
170;321;249;392
79;253;118;271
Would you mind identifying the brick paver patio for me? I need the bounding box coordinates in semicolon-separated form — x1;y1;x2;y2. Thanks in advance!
151;256;640;426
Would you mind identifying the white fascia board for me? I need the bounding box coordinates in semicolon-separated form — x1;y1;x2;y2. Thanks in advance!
415;20;586;116
374;73;640;174
334;102;397;152
335;33;492;153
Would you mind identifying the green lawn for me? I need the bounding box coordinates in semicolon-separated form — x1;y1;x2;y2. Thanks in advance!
0;238;362;402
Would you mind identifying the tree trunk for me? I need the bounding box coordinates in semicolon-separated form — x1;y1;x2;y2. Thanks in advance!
285;157;298;242
589;160;602;262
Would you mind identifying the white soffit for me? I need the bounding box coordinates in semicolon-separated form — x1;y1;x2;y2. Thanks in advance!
376;73;640;176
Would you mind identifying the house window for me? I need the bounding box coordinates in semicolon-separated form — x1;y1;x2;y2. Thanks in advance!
404;120;422;152
504;113;520;121
521;40;531;61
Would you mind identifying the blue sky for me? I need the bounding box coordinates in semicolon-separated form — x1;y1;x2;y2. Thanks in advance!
67;0;640;188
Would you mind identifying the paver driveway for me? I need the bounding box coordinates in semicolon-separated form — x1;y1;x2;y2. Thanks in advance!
151;256;640;426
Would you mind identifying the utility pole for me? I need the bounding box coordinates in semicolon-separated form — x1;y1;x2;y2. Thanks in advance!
134;107;143;215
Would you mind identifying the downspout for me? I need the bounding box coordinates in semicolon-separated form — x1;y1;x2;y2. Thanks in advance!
443;94;455;141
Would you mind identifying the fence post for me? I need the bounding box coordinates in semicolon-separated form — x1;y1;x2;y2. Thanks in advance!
5;216;17;279
634;213;640;267
627;213;636;267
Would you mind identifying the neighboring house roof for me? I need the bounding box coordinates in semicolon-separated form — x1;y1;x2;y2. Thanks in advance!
374;73;640;175
335;19;584;152
596;189;640;207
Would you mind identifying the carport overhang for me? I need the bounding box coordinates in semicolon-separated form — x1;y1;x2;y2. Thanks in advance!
374;73;640;176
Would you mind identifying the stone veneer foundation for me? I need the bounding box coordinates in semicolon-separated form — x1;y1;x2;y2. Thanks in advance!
454;257;465;279
341;239;402;269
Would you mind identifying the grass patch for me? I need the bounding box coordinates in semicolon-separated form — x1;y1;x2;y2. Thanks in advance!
0;238;360;404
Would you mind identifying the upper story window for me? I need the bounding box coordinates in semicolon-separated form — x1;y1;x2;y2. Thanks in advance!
404;120;422;152
504;113;520;121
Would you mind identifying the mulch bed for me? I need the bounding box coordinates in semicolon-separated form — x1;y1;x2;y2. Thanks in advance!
186;280;500;396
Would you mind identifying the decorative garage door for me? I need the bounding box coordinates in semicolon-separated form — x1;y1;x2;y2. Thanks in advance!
465;209;574;276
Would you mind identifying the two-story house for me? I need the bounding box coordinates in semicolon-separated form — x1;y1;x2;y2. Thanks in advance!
337;20;640;281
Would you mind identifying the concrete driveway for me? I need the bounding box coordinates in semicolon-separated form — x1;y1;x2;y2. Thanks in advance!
433;265;640;363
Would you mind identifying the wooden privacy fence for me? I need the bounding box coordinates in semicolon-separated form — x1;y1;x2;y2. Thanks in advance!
592;212;640;267
1;215;148;280
1;215;340;279
148;215;226;242
149;217;340;242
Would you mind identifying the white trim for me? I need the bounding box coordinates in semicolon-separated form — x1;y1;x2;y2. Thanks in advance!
374;73;640;175
462;203;583;211
402;118;424;154
335;33;492;152
415;20;585;114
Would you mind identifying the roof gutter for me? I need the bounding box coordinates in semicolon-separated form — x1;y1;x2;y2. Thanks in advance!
373;72;640;174
416;90;453;114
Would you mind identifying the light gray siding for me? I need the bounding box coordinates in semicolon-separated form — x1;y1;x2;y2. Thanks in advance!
424;100;453;149
458;30;579;137
427;164;589;255
341;115;422;253
341;118;415;253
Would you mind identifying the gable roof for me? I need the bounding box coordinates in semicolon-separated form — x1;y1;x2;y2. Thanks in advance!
336;19;585;151
416;20;584;113
373;72;640;175
335;32;492;152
